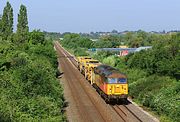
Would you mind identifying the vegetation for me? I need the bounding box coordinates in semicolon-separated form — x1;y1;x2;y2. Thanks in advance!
60;33;92;56
125;34;180;122
1;2;13;40
16;4;29;43
127;36;179;78
60;32;180;122
44;31;62;40
0;2;65;121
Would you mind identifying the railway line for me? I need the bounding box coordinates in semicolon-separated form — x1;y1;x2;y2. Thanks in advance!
111;105;143;122
54;41;159;122
111;105;127;122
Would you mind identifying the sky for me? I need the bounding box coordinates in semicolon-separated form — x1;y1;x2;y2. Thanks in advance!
0;0;180;33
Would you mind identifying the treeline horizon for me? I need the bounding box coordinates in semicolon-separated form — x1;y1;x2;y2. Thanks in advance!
44;29;180;41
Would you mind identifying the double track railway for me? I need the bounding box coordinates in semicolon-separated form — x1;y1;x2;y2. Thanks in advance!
54;41;158;122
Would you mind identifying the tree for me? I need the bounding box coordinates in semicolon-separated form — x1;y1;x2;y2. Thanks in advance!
29;30;45;45
1;2;13;40
0;14;2;35
111;29;118;33
16;4;29;43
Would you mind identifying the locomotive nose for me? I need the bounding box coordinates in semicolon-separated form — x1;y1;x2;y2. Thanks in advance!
115;85;120;93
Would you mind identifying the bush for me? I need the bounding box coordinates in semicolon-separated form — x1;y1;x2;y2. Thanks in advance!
74;47;88;56
127;72;180;122
92;51;114;62
152;82;180;122
102;56;116;67
0;33;66;121
127;35;180;79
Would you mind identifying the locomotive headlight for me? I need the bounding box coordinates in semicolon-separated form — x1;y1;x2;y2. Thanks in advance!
124;88;127;92
109;89;112;92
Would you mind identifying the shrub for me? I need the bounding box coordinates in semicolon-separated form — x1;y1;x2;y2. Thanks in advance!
152;82;180;122
0;37;66;121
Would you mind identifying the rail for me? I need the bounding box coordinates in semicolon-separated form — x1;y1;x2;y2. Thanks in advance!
55;41;152;122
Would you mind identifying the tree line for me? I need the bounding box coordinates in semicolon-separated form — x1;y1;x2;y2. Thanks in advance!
0;2;66;121
0;2;28;42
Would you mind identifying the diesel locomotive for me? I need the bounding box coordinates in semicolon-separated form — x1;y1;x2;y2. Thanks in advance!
77;57;128;103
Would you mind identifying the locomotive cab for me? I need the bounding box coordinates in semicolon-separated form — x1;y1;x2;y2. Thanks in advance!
93;65;128;102
105;77;128;99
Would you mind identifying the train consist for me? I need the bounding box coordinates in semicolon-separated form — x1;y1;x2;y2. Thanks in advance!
77;56;128;103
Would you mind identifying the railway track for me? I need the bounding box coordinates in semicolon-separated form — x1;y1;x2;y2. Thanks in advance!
111;105;127;122
123;105;143;122
54;41;158;122
55;43;105;122
55;42;122;122
111;105;143;122
60;48;106;121
62;49;143;121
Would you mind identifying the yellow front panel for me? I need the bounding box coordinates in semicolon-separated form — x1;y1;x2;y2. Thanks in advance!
107;84;128;95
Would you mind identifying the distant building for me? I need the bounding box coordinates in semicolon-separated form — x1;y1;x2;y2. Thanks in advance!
119;45;128;48
88;46;152;56
59;38;64;40
120;50;129;56
135;46;152;52
90;39;98;41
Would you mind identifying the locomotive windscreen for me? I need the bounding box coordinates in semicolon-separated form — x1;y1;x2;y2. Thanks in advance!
108;78;127;84
118;78;127;83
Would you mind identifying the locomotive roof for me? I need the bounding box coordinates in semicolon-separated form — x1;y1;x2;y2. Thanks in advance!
95;65;126;78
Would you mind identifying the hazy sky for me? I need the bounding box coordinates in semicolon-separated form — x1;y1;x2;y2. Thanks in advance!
0;0;180;32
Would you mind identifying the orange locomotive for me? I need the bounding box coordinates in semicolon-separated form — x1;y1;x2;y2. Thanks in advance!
77;57;128;103
92;65;128;102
